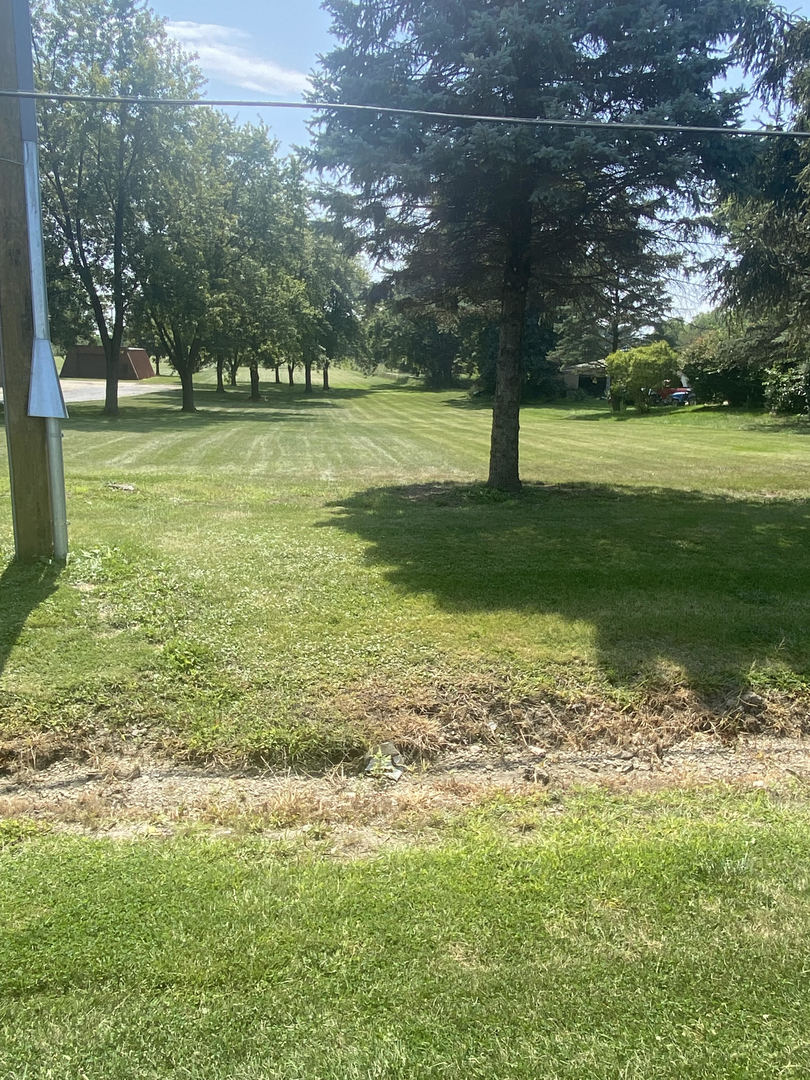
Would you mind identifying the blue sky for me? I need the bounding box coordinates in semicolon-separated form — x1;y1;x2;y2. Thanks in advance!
154;0;333;150
152;0;810;154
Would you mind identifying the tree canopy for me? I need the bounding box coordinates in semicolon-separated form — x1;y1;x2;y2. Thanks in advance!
34;0;201;414
33;0;368;414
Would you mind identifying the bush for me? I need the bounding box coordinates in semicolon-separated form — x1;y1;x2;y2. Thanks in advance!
605;341;679;412
764;360;810;413
682;330;763;407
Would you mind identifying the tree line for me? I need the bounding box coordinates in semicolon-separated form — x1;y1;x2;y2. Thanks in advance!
35;0;365;415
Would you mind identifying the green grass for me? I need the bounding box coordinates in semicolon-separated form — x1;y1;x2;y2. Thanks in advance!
2;789;810;1078
3;389;810;1076
1;371;810;762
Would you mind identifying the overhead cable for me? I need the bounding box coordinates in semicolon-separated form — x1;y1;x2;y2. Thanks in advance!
0;88;808;139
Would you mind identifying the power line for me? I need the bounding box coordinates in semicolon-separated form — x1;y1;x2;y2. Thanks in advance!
0;88;808;140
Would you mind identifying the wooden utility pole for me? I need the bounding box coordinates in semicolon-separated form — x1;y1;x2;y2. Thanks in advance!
0;0;66;561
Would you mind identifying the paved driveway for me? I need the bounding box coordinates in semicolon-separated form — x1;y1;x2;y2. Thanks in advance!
1;378;178;405
60;379;178;404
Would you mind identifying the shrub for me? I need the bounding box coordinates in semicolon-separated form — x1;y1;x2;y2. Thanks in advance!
681;330;765;407
605;341;679;412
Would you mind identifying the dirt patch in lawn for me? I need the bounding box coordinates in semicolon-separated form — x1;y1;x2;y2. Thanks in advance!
1;730;809;848
333;679;808;759
2;679;808;846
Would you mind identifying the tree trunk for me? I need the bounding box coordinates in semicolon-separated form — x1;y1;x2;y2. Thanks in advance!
287;364;295;386
102;307;125;416
216;355;226;394
249;360;261;401
487;208;531;492
103;154;128;418
228;356;240;387
47;153;125;417
178;364;196;412
274;364;281;384
154;357;161;376
322;360;330;391
440;355;455;388
427;351;455;388
304;360;313;393
103;334;122;417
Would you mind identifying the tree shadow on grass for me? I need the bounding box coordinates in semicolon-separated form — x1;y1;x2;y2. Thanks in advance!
65;407;323;434
0;560;61;678
442;394;494;411
565;405;696;423
322;481;810;698
64;383;381;433
258;384;377;406
442;396;617;420
732;415;810;435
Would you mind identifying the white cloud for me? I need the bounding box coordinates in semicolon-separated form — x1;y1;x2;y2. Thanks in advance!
166;21;310;97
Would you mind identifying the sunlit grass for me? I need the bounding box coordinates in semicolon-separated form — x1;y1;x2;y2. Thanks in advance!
1;788;810;1078
3;381;810;1076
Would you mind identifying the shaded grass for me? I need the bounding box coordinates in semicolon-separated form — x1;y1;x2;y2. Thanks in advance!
1;789;810;1078
1;374;810;763
0;561;62;677
324;481;810;696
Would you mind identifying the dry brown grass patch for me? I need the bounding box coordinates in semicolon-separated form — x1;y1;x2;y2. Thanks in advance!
332;677;810;762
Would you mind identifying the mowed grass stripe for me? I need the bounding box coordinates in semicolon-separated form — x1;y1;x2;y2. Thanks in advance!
60;387;489;482
73;383;806;493
518;410;810;494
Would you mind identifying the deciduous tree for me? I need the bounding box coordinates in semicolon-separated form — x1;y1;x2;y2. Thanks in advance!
606;341;679;412
34;0;200;414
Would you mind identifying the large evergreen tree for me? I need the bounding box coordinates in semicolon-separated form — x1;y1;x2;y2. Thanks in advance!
550;238;678;370
311;0;780;489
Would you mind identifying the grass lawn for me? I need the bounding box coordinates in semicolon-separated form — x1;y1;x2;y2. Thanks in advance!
2;789;810;1078
2;374;810;1077
1;370;810;763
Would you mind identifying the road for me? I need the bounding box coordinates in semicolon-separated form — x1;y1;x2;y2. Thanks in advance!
58;378;178;404
0;378;178;405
